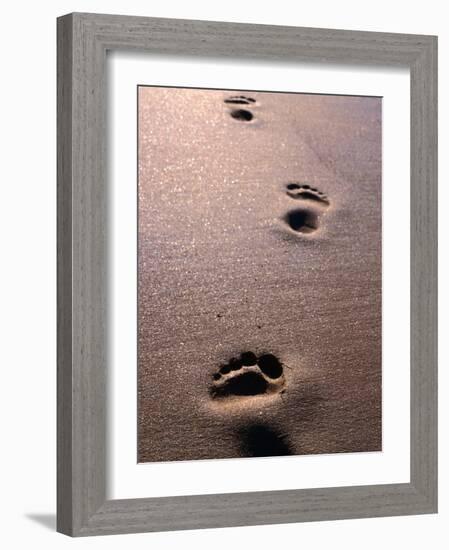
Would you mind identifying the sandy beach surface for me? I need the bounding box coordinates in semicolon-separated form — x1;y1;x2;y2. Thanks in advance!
137;86;381;462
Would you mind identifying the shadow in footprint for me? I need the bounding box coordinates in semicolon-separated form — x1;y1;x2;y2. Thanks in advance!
210;352;285;399
285;208;319;233
230;109;253;122
238;423;294;457
213;371;268;397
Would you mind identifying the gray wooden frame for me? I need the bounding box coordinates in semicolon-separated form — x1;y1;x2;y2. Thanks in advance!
57;12;438;537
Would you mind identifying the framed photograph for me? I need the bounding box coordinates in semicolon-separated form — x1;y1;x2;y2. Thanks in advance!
57;12;437;536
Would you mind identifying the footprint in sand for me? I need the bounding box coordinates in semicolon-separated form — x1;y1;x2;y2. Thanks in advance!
224;95;257;122
211;352;285;398
284;183;330;234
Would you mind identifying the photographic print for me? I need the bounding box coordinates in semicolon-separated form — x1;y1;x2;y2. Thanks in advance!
137;86;382;463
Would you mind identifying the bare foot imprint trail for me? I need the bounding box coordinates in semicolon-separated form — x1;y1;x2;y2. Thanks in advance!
211;352;285;399
137;86;382;463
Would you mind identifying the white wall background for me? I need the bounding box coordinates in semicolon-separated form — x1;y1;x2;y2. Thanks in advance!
0;1;445;548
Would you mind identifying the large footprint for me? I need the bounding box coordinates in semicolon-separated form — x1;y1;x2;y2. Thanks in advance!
284;183;330;234
211;352;285;398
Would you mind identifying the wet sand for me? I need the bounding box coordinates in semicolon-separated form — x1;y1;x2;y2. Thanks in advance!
137;87;381;462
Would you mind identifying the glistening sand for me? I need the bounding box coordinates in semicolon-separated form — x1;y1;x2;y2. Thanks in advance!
137;87;382;462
